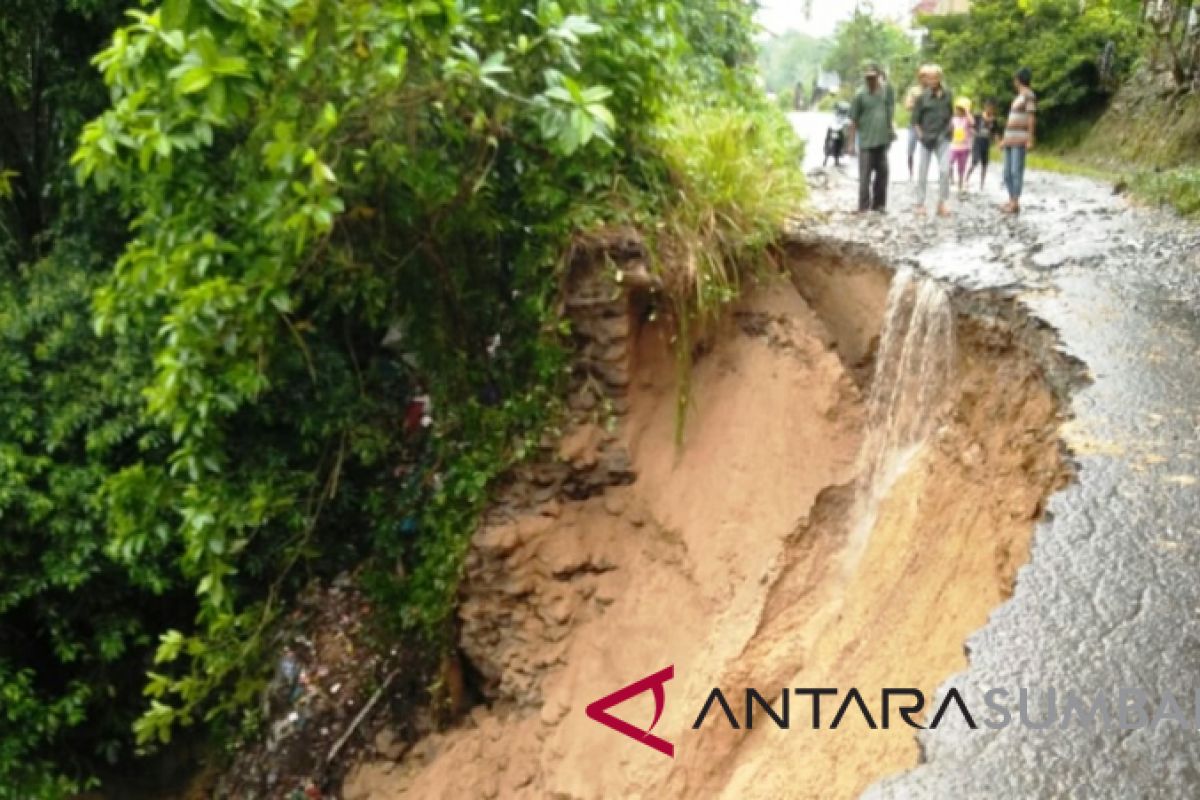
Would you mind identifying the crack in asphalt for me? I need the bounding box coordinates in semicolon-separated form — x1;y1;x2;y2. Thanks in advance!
786;113;1200;799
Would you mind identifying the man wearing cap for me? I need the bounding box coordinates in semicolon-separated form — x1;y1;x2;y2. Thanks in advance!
847;60;895;214
912;64;954;217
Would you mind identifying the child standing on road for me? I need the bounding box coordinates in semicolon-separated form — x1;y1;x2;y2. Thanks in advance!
950;98;973;193
966;99;998;191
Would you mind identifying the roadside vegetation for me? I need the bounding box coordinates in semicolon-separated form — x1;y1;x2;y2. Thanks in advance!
1024;152;1119;183
824;7;918;91
1128;168;1200;216
18;0;1200;792
651;101;807;439
0;0;805;795
921;0;1143;130
917;0;1200;217
762;6;917;111
758;30;829;108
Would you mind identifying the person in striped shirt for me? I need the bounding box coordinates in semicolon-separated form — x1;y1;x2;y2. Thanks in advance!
1001;67;1037;215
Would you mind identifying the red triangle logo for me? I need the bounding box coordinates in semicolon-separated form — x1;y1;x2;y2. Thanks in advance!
584;665;675;758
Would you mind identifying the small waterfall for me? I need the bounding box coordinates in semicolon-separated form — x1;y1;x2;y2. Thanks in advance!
843;269;955;573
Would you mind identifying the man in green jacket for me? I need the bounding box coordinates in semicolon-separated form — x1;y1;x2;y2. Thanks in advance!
912;64;954;217
847;60;895;213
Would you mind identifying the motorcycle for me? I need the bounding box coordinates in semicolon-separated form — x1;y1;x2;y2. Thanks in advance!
824;102;852;167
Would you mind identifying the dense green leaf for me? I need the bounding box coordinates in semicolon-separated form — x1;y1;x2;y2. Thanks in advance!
0;0;803;794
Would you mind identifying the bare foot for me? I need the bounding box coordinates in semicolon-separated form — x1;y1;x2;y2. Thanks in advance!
937;203;952;217
914;205;927;216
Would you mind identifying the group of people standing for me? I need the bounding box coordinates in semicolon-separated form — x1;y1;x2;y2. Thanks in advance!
845;60;1037;217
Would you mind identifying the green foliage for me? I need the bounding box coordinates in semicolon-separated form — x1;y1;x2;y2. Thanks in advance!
0;3;169;795
1074;67;1200;169
0;0;126;264
922;0;1144;128
1025;150;1119;181
775;86;797;111
652;104;805;328
758;30;831;94
648;99;806;441
675;0;762;89
1131;167;1200;216
73;0;674;749
824;4;917;87
0;0;801;792
70;0;788;774
817;92;841;112
1139;0;1200;87
0;250;168;797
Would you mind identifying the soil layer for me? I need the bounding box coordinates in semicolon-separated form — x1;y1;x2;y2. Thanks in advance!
343;259;1070;800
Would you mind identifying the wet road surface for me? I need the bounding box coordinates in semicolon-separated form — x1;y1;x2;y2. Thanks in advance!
789;112;1200;798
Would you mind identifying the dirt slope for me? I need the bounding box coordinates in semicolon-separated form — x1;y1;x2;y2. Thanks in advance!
343;261;1067;800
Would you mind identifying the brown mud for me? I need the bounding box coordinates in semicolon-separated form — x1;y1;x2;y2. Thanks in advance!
341;250;1072;800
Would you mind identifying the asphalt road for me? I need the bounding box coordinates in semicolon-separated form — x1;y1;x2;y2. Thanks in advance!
788;111;1200;799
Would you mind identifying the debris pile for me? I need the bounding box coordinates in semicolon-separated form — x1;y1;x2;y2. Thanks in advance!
214;575;422;800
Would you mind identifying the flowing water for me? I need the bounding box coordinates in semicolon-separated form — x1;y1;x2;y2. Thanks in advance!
843;268;956;573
